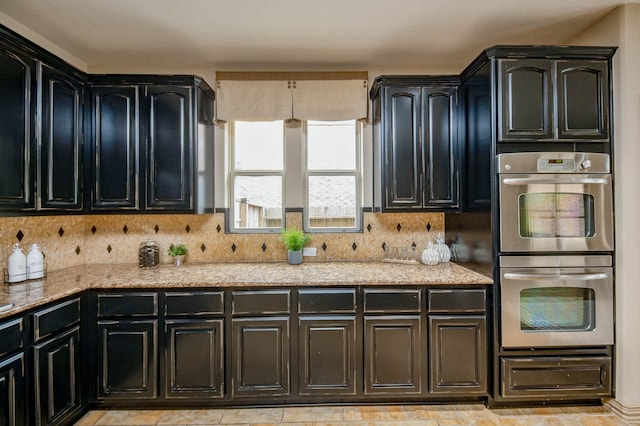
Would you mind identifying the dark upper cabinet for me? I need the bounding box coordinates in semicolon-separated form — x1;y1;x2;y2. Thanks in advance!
90;85;139;210
0;40;36;210
144;85;192;210
89;77;214;213
371;77;460;212
39;63;84;210
498;57;610;142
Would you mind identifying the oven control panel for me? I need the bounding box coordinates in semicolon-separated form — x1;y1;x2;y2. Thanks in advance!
497;152;610;174
537;158;575;172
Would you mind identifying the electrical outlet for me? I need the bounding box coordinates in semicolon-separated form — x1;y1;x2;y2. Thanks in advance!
303;247;316;257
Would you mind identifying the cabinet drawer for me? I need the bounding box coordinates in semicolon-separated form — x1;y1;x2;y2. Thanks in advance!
232;290;291;315
298;289;356;314
428;289;486;313
501;356;611;399
0;317;23;357
363;289;421;313
32;298;80;342
97;292;158;317
165;291;224;316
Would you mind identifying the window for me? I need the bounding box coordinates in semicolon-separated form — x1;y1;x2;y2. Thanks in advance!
304;120;362;231
229;121;284;232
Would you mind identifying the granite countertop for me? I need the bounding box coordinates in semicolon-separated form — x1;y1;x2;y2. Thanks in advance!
0;261;493;319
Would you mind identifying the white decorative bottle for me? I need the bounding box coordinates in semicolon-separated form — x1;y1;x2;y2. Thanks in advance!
27;243;44;279
8;244;27;283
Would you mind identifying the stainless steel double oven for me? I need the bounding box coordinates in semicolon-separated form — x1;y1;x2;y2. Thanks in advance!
497;152;614;348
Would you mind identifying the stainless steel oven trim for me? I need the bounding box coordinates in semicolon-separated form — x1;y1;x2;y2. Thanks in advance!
500;265;614;348
500;254;612;268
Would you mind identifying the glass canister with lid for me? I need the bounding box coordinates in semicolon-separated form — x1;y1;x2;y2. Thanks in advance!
138;241;160;267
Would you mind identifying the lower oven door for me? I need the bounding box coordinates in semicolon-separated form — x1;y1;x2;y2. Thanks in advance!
500;264;614;348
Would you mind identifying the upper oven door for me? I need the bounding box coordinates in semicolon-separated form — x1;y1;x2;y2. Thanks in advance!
499;173;614;253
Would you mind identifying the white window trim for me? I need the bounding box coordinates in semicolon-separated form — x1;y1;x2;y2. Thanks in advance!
302;120;363;233
228;121;286;234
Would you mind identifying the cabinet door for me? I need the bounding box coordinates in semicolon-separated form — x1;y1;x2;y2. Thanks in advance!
144;85;193;210
0;41;36;210
39;63;83;210
298;316;357;396
231;317;290;398
0;353;26;426
165;319;224;399
33;326;81;425
422;87;458;208
97;320;157;399
364;315;421;395
383;87;422;210
429;315;487;396
498;59;553;141
556;60;610;141
91;85;139;210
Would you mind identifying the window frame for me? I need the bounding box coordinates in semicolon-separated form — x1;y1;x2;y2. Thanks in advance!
228;120;286;234
302;120;363;233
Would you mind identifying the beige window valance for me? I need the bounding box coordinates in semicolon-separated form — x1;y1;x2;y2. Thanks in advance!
216;72;368;122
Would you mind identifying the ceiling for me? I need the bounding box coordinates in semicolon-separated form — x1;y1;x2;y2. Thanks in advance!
0;0;636;73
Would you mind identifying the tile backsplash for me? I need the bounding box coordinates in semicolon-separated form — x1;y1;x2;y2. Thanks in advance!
0;212;444;273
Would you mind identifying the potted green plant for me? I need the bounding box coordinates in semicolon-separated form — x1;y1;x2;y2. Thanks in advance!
168;244;188;266
281;228;311;265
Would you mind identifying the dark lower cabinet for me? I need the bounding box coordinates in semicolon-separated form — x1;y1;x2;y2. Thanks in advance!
165;319;224;399
231;317;290;398
364;315;422;395
97;320;158;400
298;316;357;396
0;353;25;426
33;326;81;425
429;315;487;395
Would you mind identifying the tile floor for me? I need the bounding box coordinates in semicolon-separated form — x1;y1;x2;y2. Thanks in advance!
73;403;637;425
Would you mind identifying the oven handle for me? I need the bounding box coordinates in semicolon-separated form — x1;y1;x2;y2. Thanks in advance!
503;272;611;281
502;177;609;185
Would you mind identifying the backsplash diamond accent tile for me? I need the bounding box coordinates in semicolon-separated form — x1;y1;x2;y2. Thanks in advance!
352;242;357;251
107;245;112;253
123;225;128;234
261;243;267;252
91;226;97;234
216;224;221;233
322;242;327;252
185;224;191;233
382;242;387;251
16;230;24;241
231;243;237;252
412;242;417;248
154;225;160;233
201;243;206;252
58;227;64;237
367;223;372;232
426;222;432;232
75;246;81;255
396;223;402;232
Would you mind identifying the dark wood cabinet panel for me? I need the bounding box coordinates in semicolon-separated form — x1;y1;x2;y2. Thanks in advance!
364;315;421;395
0;40;36;210
231;317;290;398
429;316;487;395
144;85;193;210
165;319;224;399
371;77;460;212
498;59;553;141
97;320;158;399
90;85;139;210
33;326;81;425
298;316;357;396
38;63;84;210
556;60;609;141
0;353;26;426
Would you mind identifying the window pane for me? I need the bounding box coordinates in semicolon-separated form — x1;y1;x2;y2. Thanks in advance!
307;120;356;170
234;176;282;229
308;176;356;228
234;121;283;170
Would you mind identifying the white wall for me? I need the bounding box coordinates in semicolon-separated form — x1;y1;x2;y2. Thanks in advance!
570;3;640;416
